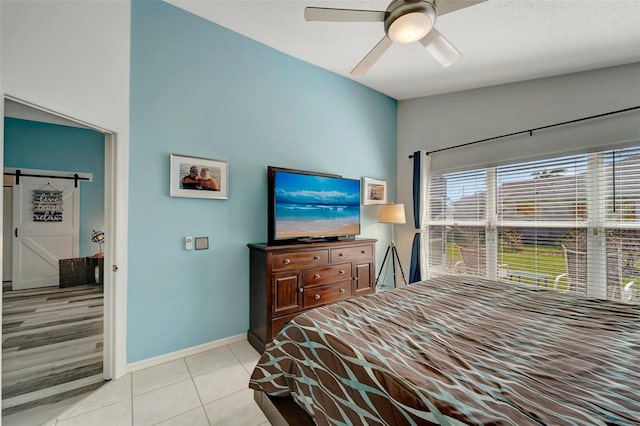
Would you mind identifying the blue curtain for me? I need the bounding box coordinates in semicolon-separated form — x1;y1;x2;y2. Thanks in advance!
409;151;422;283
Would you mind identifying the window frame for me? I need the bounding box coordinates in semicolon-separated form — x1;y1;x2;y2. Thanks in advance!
426;147;640;300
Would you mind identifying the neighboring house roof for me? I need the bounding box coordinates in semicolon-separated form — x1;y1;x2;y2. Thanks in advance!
440;153;640;222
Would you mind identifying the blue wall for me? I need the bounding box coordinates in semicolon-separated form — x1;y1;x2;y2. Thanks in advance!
128;1;397;362
4;117;105;257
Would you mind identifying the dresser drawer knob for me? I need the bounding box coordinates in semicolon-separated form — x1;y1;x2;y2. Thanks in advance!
361;250;366;254
339;269;345;275
283;258;291;265
338;252;344;257
354;277;358;281
313;255;320;260
339;288;345;294
313;274;320;280
314;294;321;300
299;288;304;293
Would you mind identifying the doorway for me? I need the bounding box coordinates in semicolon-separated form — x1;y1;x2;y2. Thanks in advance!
3;96;115;422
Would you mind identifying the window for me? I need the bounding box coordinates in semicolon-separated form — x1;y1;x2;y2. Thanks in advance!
427;145;640;303
428;169;486;276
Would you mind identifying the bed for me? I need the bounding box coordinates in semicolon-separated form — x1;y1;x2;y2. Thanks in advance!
249;275;640;425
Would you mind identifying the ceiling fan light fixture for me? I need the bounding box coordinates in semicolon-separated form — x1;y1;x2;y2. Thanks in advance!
388;11;433;44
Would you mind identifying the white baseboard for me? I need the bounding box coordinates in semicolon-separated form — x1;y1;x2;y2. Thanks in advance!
126;333;247;373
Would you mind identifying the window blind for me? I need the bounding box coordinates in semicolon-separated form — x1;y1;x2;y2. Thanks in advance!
428;169;486;277
427;145;640;303
603;146;640;302
496;154;591;293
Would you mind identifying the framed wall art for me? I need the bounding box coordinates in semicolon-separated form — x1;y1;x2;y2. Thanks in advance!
362;177;387;205
170;154;228;199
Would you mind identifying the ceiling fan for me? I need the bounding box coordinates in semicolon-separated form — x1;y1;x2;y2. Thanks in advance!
304;0;486;76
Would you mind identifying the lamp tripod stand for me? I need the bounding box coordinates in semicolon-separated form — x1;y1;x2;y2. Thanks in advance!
375;203;407;289
375;239;407;289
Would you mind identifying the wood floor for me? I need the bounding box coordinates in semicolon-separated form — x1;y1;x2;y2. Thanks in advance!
2;284;105;421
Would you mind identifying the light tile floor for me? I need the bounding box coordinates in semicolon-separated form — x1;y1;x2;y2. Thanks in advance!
41;341;270;426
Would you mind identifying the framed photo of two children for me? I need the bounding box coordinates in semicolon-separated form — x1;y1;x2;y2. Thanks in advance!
170;154;228;199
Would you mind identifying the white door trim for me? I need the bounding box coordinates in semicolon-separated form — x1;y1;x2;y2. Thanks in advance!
3;185;13;282
1;92;129;380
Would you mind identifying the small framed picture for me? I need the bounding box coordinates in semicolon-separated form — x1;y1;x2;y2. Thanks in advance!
362;177;388;205
170;154;228;199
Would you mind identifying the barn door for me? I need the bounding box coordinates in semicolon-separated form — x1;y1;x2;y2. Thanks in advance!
11;176;80;290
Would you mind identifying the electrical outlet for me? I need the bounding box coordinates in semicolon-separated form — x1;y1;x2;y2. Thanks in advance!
185;236;193;250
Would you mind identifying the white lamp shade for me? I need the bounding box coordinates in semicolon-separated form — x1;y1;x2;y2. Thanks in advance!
388;12;433;44
378;204;406;224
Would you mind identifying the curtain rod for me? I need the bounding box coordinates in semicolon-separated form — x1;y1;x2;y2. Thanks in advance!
408;105;640;159
4;169;90;187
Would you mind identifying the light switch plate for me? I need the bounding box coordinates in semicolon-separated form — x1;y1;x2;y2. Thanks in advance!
195;237;209;250
185;236;193;250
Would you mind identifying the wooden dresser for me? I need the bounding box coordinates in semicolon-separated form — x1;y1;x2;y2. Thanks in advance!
248;238;376;353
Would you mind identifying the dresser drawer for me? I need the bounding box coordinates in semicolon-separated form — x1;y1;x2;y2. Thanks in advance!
303;262;351;286
303;281;351;309
271;249;328;271
330;244;373;262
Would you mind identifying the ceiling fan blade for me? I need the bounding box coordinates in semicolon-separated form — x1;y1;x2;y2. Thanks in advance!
304;7;385;22
433;0;487;16
351;36;393;76
419;28;462;68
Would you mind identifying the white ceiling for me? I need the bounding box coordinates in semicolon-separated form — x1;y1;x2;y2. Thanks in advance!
166;0;640;100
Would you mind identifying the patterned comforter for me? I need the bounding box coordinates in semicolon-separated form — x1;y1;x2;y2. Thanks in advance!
249;276;640;425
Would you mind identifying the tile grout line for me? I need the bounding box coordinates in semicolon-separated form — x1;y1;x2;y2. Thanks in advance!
138;355;213;426
53;392;129;424
132;358;199;426
51;343;262;426
186;350;212;425
150;359;205;425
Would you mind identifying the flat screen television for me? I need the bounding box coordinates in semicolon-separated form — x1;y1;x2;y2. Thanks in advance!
268;166;361;245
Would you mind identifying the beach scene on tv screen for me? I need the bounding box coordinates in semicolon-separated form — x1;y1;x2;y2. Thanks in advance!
275;172;360;239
